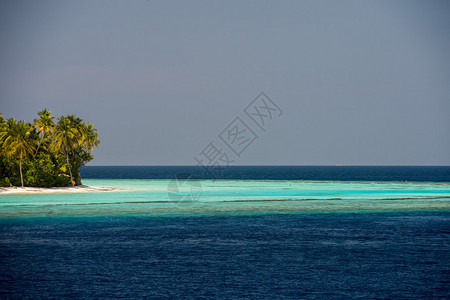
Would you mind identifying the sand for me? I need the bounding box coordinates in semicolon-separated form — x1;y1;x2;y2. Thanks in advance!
0;185;117;195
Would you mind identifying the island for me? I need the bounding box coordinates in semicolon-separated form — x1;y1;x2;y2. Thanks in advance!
0;109;100;188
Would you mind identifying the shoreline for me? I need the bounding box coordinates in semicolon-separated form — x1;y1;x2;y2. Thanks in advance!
0;185;117;195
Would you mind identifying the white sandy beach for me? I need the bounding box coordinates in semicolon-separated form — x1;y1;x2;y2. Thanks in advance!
0;185;117;195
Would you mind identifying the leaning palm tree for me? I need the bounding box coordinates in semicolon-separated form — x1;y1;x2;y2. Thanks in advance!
33;109;56;156
1;120;36;187
52;116;78;183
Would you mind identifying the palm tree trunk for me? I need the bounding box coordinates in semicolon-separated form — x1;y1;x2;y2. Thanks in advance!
65;149;73;184
19;158;24;187
76;167;82;185
35;134;44;157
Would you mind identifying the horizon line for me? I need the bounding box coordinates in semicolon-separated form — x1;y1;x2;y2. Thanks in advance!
83;165;450;167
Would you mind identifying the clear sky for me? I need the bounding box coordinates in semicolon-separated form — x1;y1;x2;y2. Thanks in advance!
1;0;449;165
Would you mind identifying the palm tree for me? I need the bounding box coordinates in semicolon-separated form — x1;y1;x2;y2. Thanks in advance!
34;109;55;156
52;116;78;183
73;122;101;185
81;123;100;151
1;120;36;187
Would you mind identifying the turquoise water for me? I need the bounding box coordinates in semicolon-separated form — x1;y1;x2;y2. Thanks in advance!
1;179;449;218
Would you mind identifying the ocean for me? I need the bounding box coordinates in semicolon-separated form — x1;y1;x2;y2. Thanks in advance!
81;165;450;181
1;166;449;298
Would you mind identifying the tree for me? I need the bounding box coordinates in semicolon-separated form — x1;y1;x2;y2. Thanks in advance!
52;116;78;183
0;110;100;188
81;123;100;151
73;122;100;185
0;120;37;187
34;109;56;156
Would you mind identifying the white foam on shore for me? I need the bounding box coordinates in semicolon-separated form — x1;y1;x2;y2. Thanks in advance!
0;185;117;195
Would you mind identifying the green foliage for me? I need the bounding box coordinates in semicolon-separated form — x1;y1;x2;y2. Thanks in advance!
23;153;71;187
0;111;100;187
0;177;11;187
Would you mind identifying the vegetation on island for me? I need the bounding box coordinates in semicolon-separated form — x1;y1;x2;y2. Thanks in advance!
0;109;100;187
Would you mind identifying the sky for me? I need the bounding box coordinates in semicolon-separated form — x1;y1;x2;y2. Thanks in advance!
0;0;449;166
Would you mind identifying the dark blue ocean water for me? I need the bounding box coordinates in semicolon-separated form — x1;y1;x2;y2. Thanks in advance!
1;167;449;298
82;165;450;182
1;213;449;299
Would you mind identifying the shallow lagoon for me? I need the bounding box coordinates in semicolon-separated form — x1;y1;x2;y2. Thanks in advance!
1;179;449;218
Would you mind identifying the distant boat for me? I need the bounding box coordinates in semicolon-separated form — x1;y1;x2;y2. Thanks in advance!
335;164;349;166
